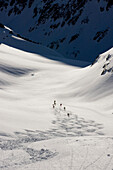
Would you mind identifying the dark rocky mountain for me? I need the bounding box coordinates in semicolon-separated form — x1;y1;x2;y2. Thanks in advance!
0;0;113;62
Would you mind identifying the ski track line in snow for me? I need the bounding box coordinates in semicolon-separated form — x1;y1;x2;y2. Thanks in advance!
0;105;111;170
103;140;113;170
83;138;112;170
53;106;104;137
0;105;105;150
103;155;113;170
68;146;74;170
79;146;89;170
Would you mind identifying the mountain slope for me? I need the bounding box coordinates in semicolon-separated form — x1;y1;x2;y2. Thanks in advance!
0;25;113;170
0;40;113;170
0;0;113;62
0;27;113;134
0;25;90;67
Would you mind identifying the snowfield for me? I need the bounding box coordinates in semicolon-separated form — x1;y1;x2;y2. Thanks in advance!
0;29;113;169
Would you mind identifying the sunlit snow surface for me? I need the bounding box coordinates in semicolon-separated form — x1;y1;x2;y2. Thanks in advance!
0;33;113;169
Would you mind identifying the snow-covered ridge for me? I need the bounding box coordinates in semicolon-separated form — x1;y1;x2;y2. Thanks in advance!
0;0;113;62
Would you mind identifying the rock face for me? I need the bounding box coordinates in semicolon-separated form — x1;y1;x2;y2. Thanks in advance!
0;0;113;62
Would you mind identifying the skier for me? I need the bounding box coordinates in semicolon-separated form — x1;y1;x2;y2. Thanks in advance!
52;104;55;108
54;100;56;105
64;107;66;111
67;113;70;117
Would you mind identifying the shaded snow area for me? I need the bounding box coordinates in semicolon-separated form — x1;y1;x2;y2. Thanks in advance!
0;40;113;169
0;0;113;62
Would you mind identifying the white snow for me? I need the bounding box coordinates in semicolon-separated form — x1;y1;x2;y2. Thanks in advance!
0;30;113;169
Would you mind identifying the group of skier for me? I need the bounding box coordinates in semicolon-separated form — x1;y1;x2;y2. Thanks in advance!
52;100;70;117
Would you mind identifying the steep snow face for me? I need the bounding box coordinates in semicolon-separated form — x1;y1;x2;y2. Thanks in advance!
0;0;113;62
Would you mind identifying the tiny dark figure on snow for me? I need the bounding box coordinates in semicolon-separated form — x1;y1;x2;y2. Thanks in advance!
67;113;70;117
64;107;66;111
54;100;56;105
60;103;62;107
52;104;55;108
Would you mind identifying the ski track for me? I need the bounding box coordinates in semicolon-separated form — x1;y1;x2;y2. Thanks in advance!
0;105;110;170
0;26;113;169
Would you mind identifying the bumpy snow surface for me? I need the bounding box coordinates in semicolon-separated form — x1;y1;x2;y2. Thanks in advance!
0;37;113;169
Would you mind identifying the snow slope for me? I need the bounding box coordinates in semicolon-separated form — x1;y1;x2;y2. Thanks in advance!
0;27;113;169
